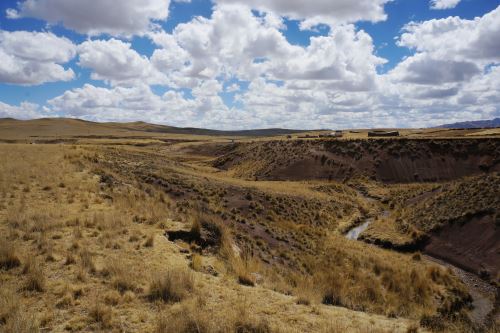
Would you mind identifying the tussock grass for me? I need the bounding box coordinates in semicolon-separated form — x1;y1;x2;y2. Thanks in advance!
22;258;45;292
148;268;194;303
89;302;113;328
0;238;21;270
102;258;137;293
155;297;272;333
79;249;96;273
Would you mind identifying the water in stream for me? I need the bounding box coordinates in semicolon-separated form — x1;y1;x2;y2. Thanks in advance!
344;215;497;328
345;218;373;240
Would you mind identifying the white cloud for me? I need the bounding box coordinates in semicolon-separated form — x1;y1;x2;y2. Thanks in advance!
270;25;385;91
385;5;500;112
430;0;461;10
398;7;500;62
149;5;384;92
169;4;299;81
225;83;240;93
77;38;165;86
0;30;76;85
7;0;171;36
3;1;499;129
389;53;480;85
215;0;391;28
0;101;44;119
46;82;228;126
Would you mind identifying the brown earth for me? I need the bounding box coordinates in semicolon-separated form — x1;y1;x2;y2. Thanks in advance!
212;139;500;183
424;213;500;280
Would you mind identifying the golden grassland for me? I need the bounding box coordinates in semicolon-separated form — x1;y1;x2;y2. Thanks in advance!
0;139;493;332
0;144;418;332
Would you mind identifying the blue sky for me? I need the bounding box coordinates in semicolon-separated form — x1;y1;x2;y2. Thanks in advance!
0;0;499;129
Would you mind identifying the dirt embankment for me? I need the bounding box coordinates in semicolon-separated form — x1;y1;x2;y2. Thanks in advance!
424;213;500;281
213;139;500;183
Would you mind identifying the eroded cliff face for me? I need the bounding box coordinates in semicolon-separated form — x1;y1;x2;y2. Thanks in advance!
213;139;500;183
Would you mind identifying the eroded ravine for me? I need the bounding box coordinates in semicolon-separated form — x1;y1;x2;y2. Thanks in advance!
344;192;498;329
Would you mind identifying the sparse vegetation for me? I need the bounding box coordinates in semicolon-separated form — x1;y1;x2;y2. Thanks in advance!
0;132;496;332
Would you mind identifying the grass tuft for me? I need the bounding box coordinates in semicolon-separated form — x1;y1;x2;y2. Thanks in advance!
148;268;194;303
0;238;21;270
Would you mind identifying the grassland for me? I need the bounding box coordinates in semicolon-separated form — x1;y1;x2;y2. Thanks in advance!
1;118;499;332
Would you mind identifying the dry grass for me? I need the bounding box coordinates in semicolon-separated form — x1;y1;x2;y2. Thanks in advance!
102;258;137;293
0;141;484;332
89;302;113;329
22;257;45;292
0;238;21;270
155;297;272;333
148;268;195;303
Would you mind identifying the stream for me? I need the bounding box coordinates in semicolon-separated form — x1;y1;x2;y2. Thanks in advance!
345;218;373;240
344;192;498;328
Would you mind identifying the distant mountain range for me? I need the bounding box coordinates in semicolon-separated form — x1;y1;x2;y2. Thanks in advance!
436;118;500;129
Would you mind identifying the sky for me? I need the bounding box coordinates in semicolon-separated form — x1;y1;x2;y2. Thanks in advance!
0;0;499;129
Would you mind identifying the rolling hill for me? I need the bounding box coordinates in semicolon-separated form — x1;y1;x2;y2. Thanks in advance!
0;118;309;140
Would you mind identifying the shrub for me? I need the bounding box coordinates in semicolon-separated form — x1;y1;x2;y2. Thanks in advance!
148;268;194;303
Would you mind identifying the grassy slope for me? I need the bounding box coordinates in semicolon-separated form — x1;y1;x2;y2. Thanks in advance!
1;135;490;332
85;144;472;327
0;144;420;333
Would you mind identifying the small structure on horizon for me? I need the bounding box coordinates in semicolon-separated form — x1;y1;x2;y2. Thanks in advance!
368;130;400;137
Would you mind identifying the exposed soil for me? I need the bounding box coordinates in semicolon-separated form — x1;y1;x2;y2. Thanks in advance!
213;139;500;183
424;213;500;280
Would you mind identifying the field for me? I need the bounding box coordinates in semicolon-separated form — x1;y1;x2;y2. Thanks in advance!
0;119;499;332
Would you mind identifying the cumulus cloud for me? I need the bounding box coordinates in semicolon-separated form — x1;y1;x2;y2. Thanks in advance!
0;101;44;119
215;0;391;28
47;82;228;127
386;5;500;109
390;54;480;85
78;39;165;86
0;30;76;85
430;0;461;10
270;25;385;91
148;4;384;92
398;6;500;62
6;0;171;36
3;1;500;129
168;4;298;82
